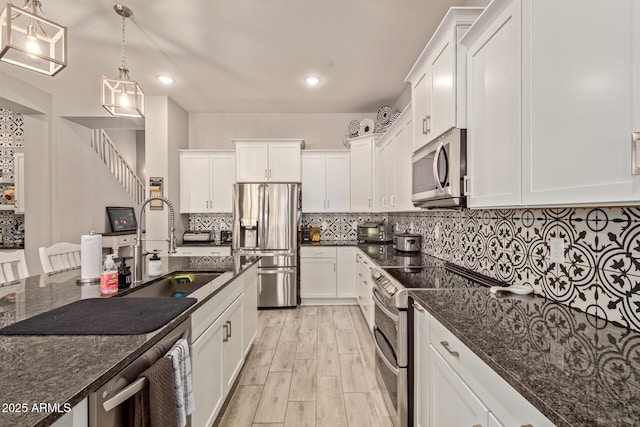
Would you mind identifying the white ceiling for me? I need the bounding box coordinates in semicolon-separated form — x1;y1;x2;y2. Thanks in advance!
1;0;481;113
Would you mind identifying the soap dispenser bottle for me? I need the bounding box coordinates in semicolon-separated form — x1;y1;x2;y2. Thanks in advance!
148;251;162;276
118;257;132;289
100;254;119;295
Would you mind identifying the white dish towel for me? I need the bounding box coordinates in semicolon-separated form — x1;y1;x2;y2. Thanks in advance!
167;338;195;427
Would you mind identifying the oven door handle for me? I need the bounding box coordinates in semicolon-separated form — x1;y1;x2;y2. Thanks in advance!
374;334;400;375
372;288;399;322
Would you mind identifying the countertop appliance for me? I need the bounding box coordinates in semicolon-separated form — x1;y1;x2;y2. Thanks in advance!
90;319;190;427
371;262;504;427
412;128;466;208
232;182;301;308
183;230;215;243
358;221;392;243
220;230;232;244
392;233;422;252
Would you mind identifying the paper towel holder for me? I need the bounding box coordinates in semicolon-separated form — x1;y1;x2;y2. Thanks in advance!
77;231;102;286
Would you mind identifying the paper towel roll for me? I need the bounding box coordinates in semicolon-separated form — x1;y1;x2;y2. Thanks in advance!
81;234;102;280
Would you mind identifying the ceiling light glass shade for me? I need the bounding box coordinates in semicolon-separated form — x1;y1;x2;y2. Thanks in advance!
0;1;66;76
101;67;144;118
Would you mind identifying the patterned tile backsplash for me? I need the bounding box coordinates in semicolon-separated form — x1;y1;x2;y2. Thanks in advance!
191;207;640;331
0;108;25;246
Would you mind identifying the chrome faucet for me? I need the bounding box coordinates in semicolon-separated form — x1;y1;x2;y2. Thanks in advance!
133;196;177;284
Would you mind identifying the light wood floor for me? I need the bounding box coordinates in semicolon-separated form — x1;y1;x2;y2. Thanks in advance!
216;305;393;427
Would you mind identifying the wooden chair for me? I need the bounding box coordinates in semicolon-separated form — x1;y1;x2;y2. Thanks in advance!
39;242;81;274
0;250;29;284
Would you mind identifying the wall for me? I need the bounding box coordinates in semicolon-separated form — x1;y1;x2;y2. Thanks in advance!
145;97;189;254
189;112;376;150
388;207;640;332
51;117;135;243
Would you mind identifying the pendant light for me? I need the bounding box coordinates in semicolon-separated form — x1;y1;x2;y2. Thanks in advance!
101;4;144;118
0;0;67;76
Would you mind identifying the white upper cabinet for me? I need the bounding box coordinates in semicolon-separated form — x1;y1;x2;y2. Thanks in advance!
301;151;350;212
462;0;640;208
406;7;484;153
463;0;522;208
180;151;235;213
234;139;303;182
349;135;379;212
376;105;415;212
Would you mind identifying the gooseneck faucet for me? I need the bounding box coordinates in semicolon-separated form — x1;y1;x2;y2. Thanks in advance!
133;196;177;284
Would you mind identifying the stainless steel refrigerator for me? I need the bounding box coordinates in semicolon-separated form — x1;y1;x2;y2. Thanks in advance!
232;182;301;308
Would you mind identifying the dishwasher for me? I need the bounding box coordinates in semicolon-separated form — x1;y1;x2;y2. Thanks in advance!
89;319;190;427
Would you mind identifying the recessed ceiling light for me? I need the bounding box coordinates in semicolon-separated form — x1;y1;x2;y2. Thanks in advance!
156;75;174;84
305;76;321;86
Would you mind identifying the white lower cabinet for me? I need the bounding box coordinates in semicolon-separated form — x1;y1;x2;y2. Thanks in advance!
192;295;244;427
355;251;374;331
190;270;250;427
429;346;488;427
336;247;357;298
300;246;356;303
191;309;225;427
413;303;429;427
172;246;231;257
414;303;554;427
242;263;258;357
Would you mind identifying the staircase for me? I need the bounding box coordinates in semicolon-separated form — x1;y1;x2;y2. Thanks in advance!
90;129;145;205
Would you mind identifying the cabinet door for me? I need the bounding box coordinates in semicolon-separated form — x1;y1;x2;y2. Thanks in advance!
180;153;211;213
429;29;456;140
223;295;244;392
429;346;489;427
413;304;429;427
13;152;24;214
395;114;414;210
350;138;374;211
412;68;432;152
488;412;505;427
268;143;301;182
236;144;269;182
210;153;235;212
376;140;389;211
326;154;350;211
336;247;356;298
301;154;327;212
242;264;258;356
466;0;522;208
521;0;640;205
191;314;225;427
300;258;337;298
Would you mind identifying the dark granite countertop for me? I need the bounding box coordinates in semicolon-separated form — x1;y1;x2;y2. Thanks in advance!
0;255;257;427
409;288;640;427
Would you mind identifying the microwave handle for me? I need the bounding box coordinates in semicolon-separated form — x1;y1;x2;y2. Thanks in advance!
433;142;444;191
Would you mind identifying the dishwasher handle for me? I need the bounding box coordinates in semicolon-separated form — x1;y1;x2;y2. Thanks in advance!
99;322;189;413
103;378;147;412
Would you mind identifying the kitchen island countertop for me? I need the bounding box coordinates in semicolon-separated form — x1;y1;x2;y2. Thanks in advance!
0;255;256;427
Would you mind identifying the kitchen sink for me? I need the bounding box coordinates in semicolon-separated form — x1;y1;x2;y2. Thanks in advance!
121;272;222;298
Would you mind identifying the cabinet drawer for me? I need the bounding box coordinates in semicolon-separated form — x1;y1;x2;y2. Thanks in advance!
429;315;554;426
191;279;243;342
429;315;468;372
174;246;231;257
300;246;337;258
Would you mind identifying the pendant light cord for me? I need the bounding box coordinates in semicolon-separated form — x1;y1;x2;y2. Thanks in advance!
120;15;127;71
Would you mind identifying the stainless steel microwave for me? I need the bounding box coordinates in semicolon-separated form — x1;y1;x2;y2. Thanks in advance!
411;128;467;208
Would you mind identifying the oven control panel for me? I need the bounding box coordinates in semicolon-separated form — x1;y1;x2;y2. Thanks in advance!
371;268;400;297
